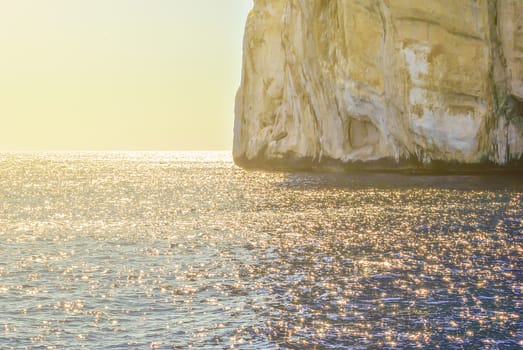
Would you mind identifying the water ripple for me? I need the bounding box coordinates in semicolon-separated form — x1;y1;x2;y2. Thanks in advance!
0;152;521;349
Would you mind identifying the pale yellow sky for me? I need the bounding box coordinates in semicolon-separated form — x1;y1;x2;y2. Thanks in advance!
0;0;252;150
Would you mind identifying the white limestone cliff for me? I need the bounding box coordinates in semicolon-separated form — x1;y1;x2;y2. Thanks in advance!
233;0;523;170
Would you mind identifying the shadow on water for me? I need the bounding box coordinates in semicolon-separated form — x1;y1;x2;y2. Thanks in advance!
277;172;523;191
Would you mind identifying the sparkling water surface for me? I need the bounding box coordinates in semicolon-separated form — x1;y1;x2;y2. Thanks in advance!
0;152;521;349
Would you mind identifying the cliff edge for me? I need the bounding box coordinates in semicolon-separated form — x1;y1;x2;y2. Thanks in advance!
233;0;523;172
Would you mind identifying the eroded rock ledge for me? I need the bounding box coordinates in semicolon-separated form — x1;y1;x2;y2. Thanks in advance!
233;0;523;172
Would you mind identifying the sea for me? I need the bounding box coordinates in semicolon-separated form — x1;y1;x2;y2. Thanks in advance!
0;151;521;349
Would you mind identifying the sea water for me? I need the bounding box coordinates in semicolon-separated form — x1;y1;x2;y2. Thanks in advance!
0;152;521;349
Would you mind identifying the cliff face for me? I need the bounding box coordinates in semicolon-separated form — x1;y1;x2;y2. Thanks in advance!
233;0;523;170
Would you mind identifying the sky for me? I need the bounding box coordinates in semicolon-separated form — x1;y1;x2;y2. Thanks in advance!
0;0;252;151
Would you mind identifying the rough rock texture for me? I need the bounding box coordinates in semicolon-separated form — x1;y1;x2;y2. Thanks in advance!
233;0;523;171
